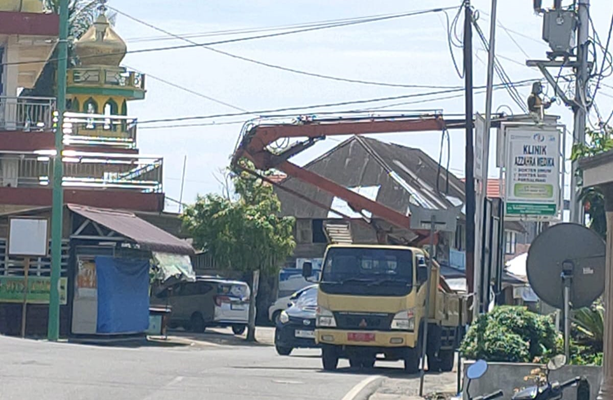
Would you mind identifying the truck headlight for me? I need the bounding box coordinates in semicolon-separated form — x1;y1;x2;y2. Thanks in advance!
279;311;289;324
316;307;336;328
391;309;415;331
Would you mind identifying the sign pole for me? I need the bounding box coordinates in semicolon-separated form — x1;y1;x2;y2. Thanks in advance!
20;257;30;338
49;0;69;341
419;217;436;397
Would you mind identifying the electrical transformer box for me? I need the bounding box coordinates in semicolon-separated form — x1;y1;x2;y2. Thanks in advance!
542;9;576;57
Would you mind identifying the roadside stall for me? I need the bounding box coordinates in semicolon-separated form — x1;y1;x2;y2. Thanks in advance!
0;204;194;337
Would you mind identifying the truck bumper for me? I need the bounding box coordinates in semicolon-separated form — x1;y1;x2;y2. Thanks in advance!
316;328;418;347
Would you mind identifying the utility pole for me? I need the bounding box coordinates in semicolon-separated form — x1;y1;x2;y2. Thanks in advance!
570;0;590;224
464;0;476;303
479;0;498;313
48;0;69;341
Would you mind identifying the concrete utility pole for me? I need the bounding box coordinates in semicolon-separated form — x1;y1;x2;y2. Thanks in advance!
463;0;476;301
48;0;69;341
476;0;498;314
569;0;590;224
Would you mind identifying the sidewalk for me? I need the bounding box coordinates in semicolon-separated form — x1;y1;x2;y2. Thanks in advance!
154;326;275;348
368;371;458;400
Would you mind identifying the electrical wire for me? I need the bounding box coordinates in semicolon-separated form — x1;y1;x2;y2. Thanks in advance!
124;65;249;112
124;10;443;43
138;78;539;129
111;6;460;90
1;6;457;68
589;8;613;116
472;18;529;113
443;5;465;78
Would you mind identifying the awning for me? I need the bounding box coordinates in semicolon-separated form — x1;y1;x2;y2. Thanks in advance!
68;204;194;255
153;251;196;285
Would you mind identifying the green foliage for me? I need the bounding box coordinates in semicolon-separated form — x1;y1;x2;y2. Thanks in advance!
573;301;604;352
181;161;295;274
460;306;560;363
571;127;613;238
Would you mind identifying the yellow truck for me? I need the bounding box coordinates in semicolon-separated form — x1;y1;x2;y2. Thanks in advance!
311;244;466;373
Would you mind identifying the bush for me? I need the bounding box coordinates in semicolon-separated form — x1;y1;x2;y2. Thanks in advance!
460;306;561;363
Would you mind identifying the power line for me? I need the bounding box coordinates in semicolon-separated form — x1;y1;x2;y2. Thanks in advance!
138;78;540;127
124;64;249;112
124;10;440;43
1;6;457;68
111;5;461;90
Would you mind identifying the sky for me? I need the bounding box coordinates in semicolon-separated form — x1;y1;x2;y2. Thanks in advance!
110;1;613;212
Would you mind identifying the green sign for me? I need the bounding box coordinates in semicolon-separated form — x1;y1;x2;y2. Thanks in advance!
0;276;68;305
506;203;557;216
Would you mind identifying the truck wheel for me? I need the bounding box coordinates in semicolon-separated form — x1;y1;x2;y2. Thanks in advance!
362;357;376;369
438;349;455;372
322;346;339;371
232;325;246;335
275;343;293;356
404;347;420;374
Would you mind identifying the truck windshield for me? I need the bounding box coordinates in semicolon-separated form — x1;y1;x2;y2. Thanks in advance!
320;248;413;296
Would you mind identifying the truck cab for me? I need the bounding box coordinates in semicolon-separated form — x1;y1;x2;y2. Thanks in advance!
314;244;463;373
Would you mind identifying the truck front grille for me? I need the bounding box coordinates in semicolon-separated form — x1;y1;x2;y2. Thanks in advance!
333;312;393;330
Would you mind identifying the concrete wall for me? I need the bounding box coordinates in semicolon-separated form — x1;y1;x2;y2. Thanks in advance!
463;361;601;400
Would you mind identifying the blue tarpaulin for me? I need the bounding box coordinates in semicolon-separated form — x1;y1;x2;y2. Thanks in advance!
95;256;150;334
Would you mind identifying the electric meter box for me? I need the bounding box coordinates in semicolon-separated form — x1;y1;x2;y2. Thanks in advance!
542;9;576;56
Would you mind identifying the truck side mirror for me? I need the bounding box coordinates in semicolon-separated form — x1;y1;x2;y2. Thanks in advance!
417;266;428;285
302;262;313;278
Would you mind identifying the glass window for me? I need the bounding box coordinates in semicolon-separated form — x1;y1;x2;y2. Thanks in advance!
322;247;413;284
505;231;517;255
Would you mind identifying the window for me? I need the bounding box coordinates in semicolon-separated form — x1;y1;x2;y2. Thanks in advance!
505;231;517;255
455;224;465;251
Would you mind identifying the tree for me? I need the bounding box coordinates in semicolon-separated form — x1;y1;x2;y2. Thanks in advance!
182;162;295;341
571;126;613;238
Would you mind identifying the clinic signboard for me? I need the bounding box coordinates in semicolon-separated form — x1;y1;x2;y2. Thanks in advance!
504;127;561;219
0;276;67;304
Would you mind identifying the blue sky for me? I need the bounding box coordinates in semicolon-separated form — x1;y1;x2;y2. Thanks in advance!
113;1;613;211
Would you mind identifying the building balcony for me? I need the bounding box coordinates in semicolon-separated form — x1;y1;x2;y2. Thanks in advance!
0;97;139;151
0;95;55;132
0;150;163;193
63;112;137;150
67;67;145;99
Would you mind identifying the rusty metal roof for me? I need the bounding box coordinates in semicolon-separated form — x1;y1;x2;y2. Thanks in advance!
68;204;194;255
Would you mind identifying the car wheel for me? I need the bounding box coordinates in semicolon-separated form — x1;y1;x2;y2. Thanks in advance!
275;343;293;356
272;311;282;325
232;325;246;335
190;313;206;333
322;346;339;371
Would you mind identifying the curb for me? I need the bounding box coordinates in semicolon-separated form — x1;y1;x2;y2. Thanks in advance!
341;375;385;400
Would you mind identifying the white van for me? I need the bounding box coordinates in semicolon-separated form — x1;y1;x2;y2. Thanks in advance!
155;277;250;335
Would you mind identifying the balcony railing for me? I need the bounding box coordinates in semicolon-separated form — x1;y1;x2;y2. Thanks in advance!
68;67;145;91
63;112;137;149
0;151;162;192
0;96;56;131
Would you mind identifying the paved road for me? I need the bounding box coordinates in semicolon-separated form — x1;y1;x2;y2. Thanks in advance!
0;330;373;400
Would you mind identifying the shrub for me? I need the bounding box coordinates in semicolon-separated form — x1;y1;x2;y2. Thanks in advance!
460;306;560;363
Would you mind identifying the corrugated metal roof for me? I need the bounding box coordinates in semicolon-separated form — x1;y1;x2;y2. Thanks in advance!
276;136;466;219
68;204;194;255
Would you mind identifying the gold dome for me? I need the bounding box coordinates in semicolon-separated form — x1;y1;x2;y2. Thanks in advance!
74;14;127;67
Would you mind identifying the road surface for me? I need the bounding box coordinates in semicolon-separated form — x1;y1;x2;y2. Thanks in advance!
0;330;374;400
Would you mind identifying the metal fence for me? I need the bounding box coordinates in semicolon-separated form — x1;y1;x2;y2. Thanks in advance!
0;96;56;131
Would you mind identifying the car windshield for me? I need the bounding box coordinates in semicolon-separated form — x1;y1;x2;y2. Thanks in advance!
322;247;413;285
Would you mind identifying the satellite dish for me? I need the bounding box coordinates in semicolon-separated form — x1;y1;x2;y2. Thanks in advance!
527;223;605;309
